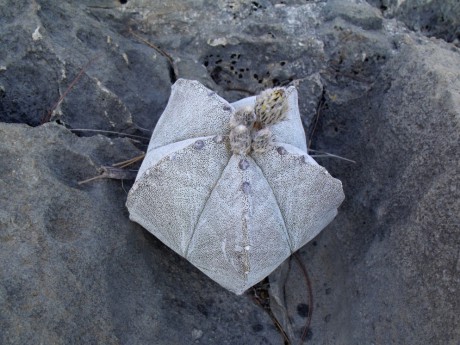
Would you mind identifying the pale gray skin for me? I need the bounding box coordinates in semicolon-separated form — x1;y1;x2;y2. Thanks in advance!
126;79;344;295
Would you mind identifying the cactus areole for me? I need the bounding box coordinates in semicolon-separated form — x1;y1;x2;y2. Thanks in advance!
126;79;345;294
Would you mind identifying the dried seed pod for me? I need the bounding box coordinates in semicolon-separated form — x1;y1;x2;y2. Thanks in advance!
229;106;256;129
229;124;251;155
254;87;288;126
251;128;274;153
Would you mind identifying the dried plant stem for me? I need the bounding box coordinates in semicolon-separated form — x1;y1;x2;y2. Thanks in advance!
70;129;150;140
112;154;146;169
308;148;356;164
78;166;138;185
129;28;178;80
293;253;313;344
41;54;101;124
308;92;325;149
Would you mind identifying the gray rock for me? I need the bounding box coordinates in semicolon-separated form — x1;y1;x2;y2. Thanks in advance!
270;20;460;345
1;0;459;343
0;123;283;344
0;0;171;131
324;0;383;30
367;0;460;45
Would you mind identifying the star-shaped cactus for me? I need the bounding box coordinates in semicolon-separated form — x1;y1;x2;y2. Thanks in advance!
126;79;344;294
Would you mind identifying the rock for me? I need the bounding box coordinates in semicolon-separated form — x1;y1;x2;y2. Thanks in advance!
0;123;283;344
270;19;460;345
1;0;459;343
367;0;460;45
324;0;383;30
0;0;171;131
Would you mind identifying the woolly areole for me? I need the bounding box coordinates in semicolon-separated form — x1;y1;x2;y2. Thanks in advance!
126;79;344;294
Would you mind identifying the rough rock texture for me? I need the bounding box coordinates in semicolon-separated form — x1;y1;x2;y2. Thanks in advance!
0;123;283;344
0;0;171;131
1;0;459;344
270;37;460;344
367;0;460;45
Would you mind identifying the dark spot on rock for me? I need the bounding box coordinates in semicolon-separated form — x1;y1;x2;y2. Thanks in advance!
324;314;331;323
210;66;223;83
197;304;208;317
252;324;263;332
297;303;309;318
325;288;332;295
45;198;82;242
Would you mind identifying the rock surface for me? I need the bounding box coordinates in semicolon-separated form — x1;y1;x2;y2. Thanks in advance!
270;34;460;345
0;123;282;344
367;0;460;45
0;0;459;344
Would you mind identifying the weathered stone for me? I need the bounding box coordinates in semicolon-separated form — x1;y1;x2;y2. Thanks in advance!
0;123;282;344
270;26;460;345
367;0;460;45
1;0;459;343
0;0;171;131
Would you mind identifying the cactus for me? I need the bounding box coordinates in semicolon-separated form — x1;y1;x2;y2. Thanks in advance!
126;79;344;295
254;87;289;126
229;106;256;129
229;124;252;155
251;128;274;153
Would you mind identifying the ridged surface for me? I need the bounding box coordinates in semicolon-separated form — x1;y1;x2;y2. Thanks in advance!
127;79;344;294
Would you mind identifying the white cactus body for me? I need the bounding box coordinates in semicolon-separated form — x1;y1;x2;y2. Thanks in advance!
126;79;344;295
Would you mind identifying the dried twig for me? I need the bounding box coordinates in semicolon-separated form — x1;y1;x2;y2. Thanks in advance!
112;153;146;169
308;91;325;149
70;128;150;141
128;28;178;81
78;166;138;185
308;148;356;164
250;287;291;344
293;252;313;344
41;54;101;124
